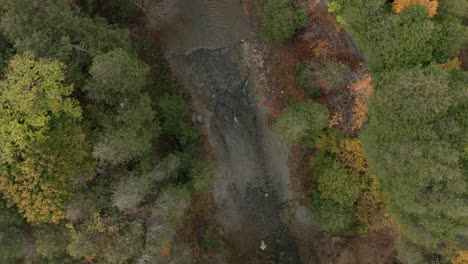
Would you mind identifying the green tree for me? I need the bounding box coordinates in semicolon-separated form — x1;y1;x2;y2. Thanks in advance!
273;101;329;145
0;53;94;223
101;221;145;263
86;49;159;164
34;225;70;261
113;174;153;210
85;48;149;105
261;0;308;43
158;94;200;146
309;192;355;234
0;196;24;263
361;66;467;250
316;158;362;207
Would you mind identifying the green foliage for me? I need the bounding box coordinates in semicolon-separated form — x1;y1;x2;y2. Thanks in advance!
66;228;98;260
361;66;467;250
296;63;322;98
261;0;308;43
112;174;153;210
201;230;218;252
159;94;200;146
0;197;24;263
101;221;144;263
86;48;149;105
316;158;362;207
155;153;182;182
142;187;190;259
34;225;70;261
189;158;215;194
309;192;355;234
273;101;329;145
0;53;79;162
333;0;467;73
395;239;425;264
103;0;138;25
0;0;132;83
87;49;159;164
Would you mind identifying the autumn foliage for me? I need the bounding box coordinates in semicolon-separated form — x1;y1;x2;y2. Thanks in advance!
393;0;438;17
452;251;468;264
329;74;374;136
0;53;94;224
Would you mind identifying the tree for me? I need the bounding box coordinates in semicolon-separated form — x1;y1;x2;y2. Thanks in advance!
0;0;132;83
34;225;70;261
361;66;467;250
0;196;24;263
86;49;159;164
261;0;308;43
309;192;355;234
316;158;362;207
101;221;145;263
85;48;149;105
393;0;438;17
113;174;153;210
158;94;200;146
273;101;329;145
0;53;94;223
92;94;158;164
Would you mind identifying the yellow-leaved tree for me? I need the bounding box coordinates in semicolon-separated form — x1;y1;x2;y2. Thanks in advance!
0;53;94;224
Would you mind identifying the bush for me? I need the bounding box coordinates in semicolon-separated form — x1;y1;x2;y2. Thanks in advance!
309;192;355;234
273;101;329;145
261;0;308;43
316;158;362;207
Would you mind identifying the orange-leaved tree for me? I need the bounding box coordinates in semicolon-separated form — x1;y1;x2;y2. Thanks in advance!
393;0;438;17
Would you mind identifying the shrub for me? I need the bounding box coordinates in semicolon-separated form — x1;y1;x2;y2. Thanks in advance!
309;192;355;234
273;101;329;145
316;158;362;207
261;0;308;43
